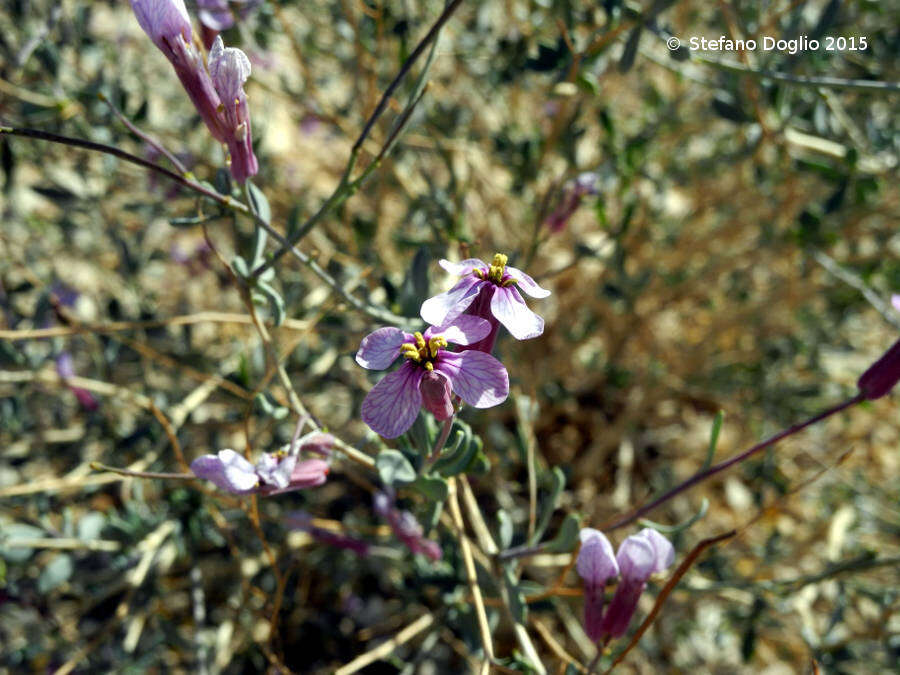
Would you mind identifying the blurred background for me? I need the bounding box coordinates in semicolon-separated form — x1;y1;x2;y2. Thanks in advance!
1;0;898;672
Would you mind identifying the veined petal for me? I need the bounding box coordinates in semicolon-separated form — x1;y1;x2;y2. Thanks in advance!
505;264;551;298
420;276;482;326
432;315;492;346
438;258;486;277
637;528;675;574
361;362;424;438
616;534;656;582
356;326;407;370
437;351;508;409
191;448;259;493
576;528;619;584
208;36;251;104
255;452;295;489
491;287;544;340
130;0;192;45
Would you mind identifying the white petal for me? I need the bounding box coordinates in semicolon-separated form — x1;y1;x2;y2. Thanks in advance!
490;287;544;340
505;264;551;298
432;315;491;346
420;276;481;326
438;258;486;276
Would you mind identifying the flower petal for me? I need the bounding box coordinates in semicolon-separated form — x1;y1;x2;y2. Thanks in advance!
637;528;675;574
356;327;407;370
437;351;509;409
361;362;424;438
491;287;544;339
576;528;619;584
438;258;486;277
208;36;251;104
505;264;551;298
433;315;492;346
616;534;656;582
130;0;192;45
420;276;482;326
190;449;259;494
255;452;295;489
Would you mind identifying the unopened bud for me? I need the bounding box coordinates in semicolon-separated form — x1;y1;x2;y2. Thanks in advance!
420;371;454;421
857;338;900;400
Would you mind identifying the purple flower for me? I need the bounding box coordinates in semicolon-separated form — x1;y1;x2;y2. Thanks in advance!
576;528;619;642
56;352;99;411
598;528;674;639
208;36;259;183
544;172;599;232
356;316;509;438
374;491;442;561
286;511;371;557
190;448;329;495
420;254;550;352
857;337;900;400
129;2;258;182
130;0;228;144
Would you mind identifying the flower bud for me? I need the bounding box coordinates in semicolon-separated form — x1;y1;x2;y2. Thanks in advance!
419;371;454;421
857;338;900;400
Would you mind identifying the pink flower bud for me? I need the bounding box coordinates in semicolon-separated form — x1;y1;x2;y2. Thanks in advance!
419;371;454;421
857;338;900;400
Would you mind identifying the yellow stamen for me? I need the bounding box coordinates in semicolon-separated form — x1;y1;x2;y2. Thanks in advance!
424;361;434;371
428;336;448;358
488;252;509;284
414;332;426;349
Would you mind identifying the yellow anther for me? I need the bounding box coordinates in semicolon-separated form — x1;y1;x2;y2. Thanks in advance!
474;268;485;279
501;277;516;287
428;336;448;358
413;332;426;349
424;361;434;371
491;253;508;268
401;343;421;361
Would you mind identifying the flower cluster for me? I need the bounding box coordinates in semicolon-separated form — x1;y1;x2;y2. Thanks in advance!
190;432;334;496
357;254;549;438
576;528;674;642
129;0;258;182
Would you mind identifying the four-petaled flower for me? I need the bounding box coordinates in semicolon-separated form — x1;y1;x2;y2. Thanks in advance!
191;442;330;495
356;316;509;438
420;254;550;351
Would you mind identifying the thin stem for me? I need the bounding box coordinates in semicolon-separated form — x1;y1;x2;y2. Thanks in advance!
693;53;900;93
428;416;455;463
250;44;438;277
602;393;864;532
90;462;194;481
0;125;409;327
351;0;463;156
99;92;188;175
